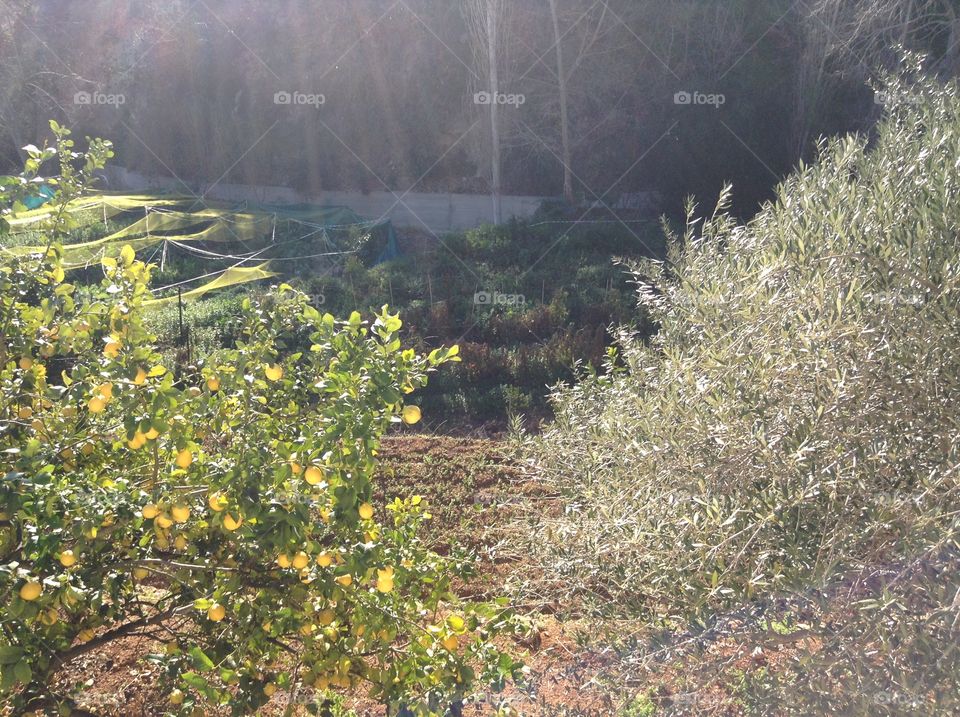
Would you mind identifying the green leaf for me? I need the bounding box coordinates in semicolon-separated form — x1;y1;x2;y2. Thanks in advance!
188;646;215;672
0;646;24;665
182;671;208;689
12;660;31;685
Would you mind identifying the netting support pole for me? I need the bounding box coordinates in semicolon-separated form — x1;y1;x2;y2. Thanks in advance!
160;240;167;273
178;288;184;342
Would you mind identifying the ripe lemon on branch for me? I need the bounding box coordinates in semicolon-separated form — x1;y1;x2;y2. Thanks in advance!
401;405;421;425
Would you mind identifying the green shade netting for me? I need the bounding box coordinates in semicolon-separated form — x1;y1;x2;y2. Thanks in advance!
144;262;278;306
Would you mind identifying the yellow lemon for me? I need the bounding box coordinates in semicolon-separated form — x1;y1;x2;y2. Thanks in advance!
335;574;353;587
169;689;184;705
207;603;226;622
133;367;147;385
96;382;114;400
133;567;149;580
292;551;309;570
88;397;106;413
207;376;220;392
77;628;95;643
18;406;33;420
144;427;160;440
103;341;121;358
318;609;335;626
442;635;459;651
358;502;374;520
265;364;283;381
263;683;277;697
175;449;193;469
174;535;188;551
156;514;173;529
316;552;333;567
447;615;466;631
290;461;303;475
19;581;42;601
142;503;160;520
208;492;227;512
40;608;59;626
19;356;33;370
171;504;191;523
304;466;323;485
276;553;292;569
128;432;147;450
401;405;422;425
376;566;395;593
223;513;242;531
59;550;77;567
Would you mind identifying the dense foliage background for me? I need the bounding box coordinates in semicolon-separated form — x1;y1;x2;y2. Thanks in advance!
3;0;960;213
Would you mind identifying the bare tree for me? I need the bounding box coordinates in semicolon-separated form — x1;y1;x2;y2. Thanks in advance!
792;0;958;156
466;0;511;223
547;0;573;203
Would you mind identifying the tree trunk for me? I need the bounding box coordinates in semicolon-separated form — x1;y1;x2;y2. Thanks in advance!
548;0;574;204
487;0;503;224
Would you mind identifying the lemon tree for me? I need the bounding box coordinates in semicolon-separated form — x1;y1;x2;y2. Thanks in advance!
0;127;522;715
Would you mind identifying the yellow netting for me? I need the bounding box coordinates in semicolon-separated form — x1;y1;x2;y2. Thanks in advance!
144;262;278;306
99;211;207;240
4;194;251;232
5;211;275;269
2;234;163;269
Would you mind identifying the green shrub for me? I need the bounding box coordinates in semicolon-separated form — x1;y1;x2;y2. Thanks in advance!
518;61;960;713
0;125;522;716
